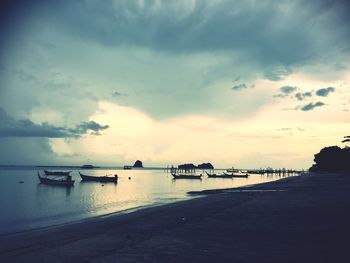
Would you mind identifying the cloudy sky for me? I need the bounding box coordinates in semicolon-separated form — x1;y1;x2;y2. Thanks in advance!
0;0;349;168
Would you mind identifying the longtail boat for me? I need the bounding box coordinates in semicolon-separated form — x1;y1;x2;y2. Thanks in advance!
79;172;118;183
206;171;233;178
80;164;97;169
223;172;249;178
171;173;202;179
38;173;74;186
44;170;71;176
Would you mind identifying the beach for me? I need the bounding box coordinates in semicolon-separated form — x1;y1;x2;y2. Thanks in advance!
1;172;349;263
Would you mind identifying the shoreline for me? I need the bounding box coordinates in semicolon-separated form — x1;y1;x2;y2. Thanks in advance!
0;172;288;238
1;172;349;262
0;196;194;239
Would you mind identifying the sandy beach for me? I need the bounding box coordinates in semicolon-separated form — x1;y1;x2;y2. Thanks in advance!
1;172;349;263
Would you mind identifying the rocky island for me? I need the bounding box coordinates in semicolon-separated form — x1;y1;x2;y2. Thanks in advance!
133;160;143;168
177;162;214;170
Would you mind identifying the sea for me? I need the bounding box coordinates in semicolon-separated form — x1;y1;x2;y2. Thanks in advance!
0;166;297;236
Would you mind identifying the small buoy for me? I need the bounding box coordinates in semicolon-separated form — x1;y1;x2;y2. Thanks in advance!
19;181;24;184
128;177;131;180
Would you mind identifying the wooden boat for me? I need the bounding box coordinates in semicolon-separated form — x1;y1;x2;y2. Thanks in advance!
38;173;74;186
171;173;202;179
80;164;96;169
223;172;249;178
79;172;118;183
226;168;239;173
123;165;132;170
206;171;233;178
44;170;71;176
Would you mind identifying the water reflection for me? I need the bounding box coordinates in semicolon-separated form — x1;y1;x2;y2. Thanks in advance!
36;183;73;197
0;167;298;235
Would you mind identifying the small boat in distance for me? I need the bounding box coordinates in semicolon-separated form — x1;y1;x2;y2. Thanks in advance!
44;170;71;176
123;165;132;170
80;164;98;169
171;172;202;179
226;167;239;173
205;171;233;178
79;172;118;183
38;173;74;186
223;172;249;178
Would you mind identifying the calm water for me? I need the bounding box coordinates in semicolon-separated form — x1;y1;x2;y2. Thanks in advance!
0;166;296;235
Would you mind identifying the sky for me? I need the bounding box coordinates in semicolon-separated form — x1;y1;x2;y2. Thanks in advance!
0;0;349;169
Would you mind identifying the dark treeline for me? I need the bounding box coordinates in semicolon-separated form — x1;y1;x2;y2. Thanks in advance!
310;146;350;173
178;163;214;170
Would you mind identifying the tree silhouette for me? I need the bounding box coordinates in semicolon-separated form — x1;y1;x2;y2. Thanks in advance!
309;137;350;173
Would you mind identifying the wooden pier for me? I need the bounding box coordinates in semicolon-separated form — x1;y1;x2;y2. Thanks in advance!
165;165;306;177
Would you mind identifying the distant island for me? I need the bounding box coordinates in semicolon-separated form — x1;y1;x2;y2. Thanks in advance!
133;160;143;168
310;146;350;173
178;163;214;170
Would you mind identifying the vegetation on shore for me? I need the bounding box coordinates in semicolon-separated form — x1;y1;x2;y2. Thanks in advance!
310;136;350;173
178;163;214;170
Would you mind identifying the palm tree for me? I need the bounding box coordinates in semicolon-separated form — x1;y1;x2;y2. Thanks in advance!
342;136;350;143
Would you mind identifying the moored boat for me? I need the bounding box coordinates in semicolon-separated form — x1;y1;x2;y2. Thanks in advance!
123;165;132;170
79;172;118;183
206;171;233;178
223;172;249;178
80;164;98;169
226;168;239;173
38;173;74;186
44;170;71;176
171;173;202;179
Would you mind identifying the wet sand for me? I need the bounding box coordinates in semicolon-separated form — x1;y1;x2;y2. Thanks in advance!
1;172;350;263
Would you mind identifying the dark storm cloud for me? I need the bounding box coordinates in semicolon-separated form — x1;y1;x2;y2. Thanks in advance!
1;0;350;83
0;0;50;57
112;91;128;97
263;67;293;81
232;83;249;91
300;102;325;111
274;86;297;98
280;86;297;95
40;0;350;79
0;137;55;165
113;91;122;96
295;92;312;101
14;69;37;82
70;121;109;136
315;87;335;97
0;108;108;138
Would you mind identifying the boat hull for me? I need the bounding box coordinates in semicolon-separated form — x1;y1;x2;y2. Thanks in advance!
44;170;71;176
79;172;118;183
226;169;238;173
38;174;74;186
172;173;202;179
206;172;233;178
223;172;249;178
